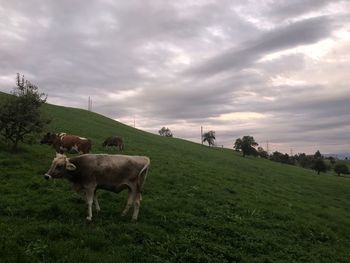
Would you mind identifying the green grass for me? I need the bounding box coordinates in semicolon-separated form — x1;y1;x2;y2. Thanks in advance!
1;92;350;262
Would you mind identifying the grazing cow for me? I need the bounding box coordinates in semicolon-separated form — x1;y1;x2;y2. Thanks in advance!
102;136;124;151
41;132;91;154
44;153;150;221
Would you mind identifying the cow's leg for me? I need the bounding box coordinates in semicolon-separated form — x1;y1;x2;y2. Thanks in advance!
121;189;133;217
85;188;95;221
132;192;141;222
94;190;100;213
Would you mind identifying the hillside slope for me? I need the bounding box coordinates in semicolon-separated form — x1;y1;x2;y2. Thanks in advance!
1;93;350;262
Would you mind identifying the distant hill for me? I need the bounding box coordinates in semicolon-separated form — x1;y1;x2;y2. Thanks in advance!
324;153;350;160
1;91;350;262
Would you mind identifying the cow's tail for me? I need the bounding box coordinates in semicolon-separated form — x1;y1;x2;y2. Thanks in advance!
138;157;150;195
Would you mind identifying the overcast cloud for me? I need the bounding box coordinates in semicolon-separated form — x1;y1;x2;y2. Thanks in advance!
1;0;349;154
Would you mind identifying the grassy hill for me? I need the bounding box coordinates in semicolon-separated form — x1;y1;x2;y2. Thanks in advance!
1;92;350;262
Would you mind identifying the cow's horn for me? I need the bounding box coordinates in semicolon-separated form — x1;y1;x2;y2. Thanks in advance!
66;160;76;171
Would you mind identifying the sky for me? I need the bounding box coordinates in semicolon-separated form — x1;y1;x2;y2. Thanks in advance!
0;0;350;154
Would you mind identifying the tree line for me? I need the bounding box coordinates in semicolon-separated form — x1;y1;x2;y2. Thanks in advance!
233;136;349;176
159;128;349;176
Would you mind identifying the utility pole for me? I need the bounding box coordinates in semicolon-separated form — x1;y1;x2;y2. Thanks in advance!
290;148;294;156
201;126;203;144
266;140;270;155
88;96;92;111
133;116;135;128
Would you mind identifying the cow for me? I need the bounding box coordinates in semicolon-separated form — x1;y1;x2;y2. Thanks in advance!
41;132;91;154
102;136;124;151
44;153;150;222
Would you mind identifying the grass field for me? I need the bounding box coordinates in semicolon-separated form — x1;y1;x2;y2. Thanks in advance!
1;92;350;262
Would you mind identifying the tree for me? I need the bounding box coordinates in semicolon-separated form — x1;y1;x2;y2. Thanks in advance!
158;127;173;137
312;159;327;175
233;138;242;152
257;146;268;159
202;130;215;147
314;150;323;159
0;74;49;151
334;163;349;176
270;151;292;164
295;153;314;168
234;136;258;157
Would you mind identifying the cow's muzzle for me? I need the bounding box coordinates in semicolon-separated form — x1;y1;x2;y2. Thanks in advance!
44;174;52;180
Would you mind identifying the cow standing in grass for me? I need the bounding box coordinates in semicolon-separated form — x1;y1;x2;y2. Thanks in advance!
41;132;91;154
44;153;150;221
102;136;124;151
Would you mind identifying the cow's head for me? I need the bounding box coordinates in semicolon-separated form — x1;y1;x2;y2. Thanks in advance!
44;153;76;180
40;132;56;145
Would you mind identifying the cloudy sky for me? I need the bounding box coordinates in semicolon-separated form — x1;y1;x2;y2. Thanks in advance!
1;0;350;154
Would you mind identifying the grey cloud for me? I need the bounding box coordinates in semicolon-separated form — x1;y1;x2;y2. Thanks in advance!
257;54;306;74
0;0;349;154
92;70;265;121
265;0;333;20
186;16;333;77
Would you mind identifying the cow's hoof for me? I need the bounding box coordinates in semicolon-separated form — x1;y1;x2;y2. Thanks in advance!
86;217;92;222
131;218;138;223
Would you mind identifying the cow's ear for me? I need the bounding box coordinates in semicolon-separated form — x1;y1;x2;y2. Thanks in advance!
66;162;76;171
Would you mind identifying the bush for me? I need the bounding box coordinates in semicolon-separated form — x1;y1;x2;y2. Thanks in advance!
334;163;349;176
312;159;327;175
0;74;49;150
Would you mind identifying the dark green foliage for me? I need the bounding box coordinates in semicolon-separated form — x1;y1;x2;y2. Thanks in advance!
158;127;173;137
0;74;49;150
257;147;268;159
202;130;215;147
328;156;336;166
270;151;296;165
312;159;328;175
1;92;350;262
314;150;323;159
311;150;328;175
234;136;258;157
295;153;314;168
334;163;349;176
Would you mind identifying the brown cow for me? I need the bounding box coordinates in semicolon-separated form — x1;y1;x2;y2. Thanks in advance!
44;153;150;221
41;132;91;154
